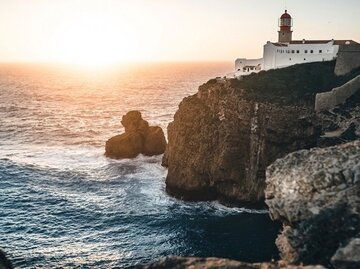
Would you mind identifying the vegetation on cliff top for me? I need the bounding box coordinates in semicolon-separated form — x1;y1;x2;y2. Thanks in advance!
227;61;360;106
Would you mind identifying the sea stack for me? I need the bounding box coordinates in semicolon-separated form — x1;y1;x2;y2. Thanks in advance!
105;111;167;159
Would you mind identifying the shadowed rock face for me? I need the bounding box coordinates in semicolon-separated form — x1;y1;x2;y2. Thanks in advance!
163;81;320;205
0;250;13;269
105;111;167;159
130;256;327;269
331;238;360;269
266;141;360;268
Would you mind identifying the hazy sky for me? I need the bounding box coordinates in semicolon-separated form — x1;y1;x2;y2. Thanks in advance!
0;0;359;64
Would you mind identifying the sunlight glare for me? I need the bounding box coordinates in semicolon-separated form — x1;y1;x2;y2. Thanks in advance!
55;14;145;68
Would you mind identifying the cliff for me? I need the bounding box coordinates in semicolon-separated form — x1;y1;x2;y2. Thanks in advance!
163;81;319;205
163;61;360;205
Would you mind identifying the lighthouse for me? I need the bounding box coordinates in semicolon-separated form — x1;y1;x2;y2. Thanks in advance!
228;9;359;78
278;10;293;43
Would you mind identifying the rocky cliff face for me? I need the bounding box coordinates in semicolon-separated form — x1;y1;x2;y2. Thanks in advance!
265;141;360;268
163;80;320;205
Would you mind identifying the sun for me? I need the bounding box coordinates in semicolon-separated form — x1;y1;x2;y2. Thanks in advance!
55;14;141;67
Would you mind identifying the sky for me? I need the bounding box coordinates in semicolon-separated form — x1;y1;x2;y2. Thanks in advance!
0;0;359;65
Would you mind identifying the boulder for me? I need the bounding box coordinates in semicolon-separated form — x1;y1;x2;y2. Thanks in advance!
265;141;360;267
105;111;167;159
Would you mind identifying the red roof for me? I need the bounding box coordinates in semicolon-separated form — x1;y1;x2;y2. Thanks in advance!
280;10;291;19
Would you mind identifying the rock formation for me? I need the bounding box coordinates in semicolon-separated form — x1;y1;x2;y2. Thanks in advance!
265;141;360;268
131;256;327;269
163;80;320;205
105;111;167;159
163;59;360;205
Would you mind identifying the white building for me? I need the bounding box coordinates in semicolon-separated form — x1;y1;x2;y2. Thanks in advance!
228;10;359;78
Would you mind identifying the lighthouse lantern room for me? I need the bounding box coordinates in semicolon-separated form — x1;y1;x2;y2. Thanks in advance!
278;10;293;43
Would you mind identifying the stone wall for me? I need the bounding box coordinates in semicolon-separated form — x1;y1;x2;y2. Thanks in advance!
335;45;360;76
315;75;360;111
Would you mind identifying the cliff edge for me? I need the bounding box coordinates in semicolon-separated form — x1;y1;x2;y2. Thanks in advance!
163;61;360;205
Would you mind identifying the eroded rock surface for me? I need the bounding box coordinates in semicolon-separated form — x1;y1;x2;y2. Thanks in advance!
163;80;320;205
266;141;360;267
105;111;167;159
130;256;327;269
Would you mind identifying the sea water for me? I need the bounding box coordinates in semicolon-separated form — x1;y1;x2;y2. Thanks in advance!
0;63;280;268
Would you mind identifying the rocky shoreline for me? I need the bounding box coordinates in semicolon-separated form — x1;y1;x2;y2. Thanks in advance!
130;256;327;269
134;140;359;269
149;61;359;268
162;61;360;206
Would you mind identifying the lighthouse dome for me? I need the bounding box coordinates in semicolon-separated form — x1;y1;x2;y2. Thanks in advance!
280;10;291;19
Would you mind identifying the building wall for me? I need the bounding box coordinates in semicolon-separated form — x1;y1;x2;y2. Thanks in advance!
235;58;263;72
315;74;360;111
263;41;339;71
334;45;360;76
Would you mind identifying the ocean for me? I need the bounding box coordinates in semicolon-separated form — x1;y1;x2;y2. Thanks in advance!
0;63;280;268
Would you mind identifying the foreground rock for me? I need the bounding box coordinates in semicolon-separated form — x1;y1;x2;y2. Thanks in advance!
105;111;167;159
163;80;320;205
130;256;326;269
265;141;360;268
0;250;13;269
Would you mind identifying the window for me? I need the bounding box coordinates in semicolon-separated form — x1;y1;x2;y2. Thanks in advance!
297;50;300;53
292;50;295;53
289;58;292;61
310;50;314;53
319;50;322;53
305;50;308;53
304;58;306;61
